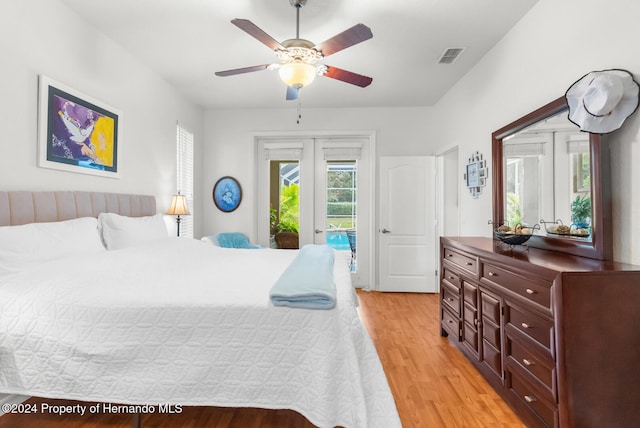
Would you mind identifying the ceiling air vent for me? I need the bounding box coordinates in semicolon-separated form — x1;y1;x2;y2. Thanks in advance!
438;48;465;64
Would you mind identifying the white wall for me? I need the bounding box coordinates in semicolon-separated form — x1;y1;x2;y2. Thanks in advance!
202;106;434;239
204;0;640;264
429;0;640;264
0;0;204;236
7;0;636;263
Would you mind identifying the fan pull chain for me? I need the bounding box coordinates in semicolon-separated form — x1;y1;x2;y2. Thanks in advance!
297;101;302;124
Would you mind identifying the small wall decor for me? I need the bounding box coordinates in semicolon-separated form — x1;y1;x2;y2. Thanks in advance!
464;150;487;198
38;75;121;178
213;176;242;212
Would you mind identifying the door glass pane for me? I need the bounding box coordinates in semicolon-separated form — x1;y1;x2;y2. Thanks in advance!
270;161;299;249
325;161;357;271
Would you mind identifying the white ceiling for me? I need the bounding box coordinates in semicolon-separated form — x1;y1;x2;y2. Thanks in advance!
60;0;538;110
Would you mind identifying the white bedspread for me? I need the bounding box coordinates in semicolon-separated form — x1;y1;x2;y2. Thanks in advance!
0;238;401;428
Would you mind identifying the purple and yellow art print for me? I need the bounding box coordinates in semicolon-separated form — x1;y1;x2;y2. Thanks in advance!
38;76;121;178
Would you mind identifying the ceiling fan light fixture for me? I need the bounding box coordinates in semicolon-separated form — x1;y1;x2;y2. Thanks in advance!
277;44;322;64
279;62;317;88
215;0;374;100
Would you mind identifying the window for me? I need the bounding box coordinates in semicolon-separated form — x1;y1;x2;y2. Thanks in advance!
177;123;194;238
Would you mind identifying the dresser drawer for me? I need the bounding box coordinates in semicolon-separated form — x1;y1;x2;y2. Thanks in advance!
482;339;502;378
481;263;551;309
443;247;478;275
441;307;460;338
463;281;478;306
506;334;556;401
506;304;554;352
482;318;501;351
442;268;461;289
463;323;478;350
442;281;461;315
481;290;501;325
463;301;477;327
507;369;558;428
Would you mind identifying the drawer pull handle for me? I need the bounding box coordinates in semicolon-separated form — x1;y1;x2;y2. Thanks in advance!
524;395;537;403
448;320;454;324
447;298;454;302
448;254;454;257
449;276;455;280
526;288;535;294
466;262;473;266
521;322;531;329
488;272;496;277
523;358;535;366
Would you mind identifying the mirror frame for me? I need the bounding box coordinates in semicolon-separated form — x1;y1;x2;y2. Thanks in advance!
492;96;613;260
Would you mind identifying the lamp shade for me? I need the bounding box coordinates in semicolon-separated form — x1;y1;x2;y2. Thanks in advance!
167;194;190;216
278;62;317;88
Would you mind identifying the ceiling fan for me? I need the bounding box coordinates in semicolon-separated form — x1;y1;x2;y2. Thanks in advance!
215;0;373;101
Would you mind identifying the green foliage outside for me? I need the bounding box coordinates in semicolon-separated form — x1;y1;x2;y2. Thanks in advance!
270;164;356;234
271;183;299;234
327;202;355;216
327;166;356;229
328;169;356;194
506;192;522;227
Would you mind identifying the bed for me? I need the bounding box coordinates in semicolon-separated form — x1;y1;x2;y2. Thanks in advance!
0;191;401;428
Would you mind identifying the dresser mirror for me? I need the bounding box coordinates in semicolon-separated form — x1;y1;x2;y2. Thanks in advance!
492;96;612;260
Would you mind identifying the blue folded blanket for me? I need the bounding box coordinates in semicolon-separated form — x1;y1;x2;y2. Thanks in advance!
216;232;261;249
270;244;337;310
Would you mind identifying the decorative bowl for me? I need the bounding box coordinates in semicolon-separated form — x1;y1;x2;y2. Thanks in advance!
494;231;533;246
541;219;590;237
489;221;539;246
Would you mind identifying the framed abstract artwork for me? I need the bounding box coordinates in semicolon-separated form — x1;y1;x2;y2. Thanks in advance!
213;176;242;212
38;75;121;178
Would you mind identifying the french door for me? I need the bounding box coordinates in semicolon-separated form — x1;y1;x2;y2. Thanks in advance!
256;136;372;288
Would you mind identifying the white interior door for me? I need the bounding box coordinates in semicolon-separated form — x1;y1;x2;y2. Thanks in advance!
378;156;436;292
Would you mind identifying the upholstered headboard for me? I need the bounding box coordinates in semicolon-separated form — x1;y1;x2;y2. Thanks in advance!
0;191;156;227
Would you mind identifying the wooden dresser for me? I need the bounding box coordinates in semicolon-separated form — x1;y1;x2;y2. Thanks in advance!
440;236;640;428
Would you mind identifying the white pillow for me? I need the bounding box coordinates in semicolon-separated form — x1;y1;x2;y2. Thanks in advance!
0;217;105;275
201;234;220;246
98;213;168;250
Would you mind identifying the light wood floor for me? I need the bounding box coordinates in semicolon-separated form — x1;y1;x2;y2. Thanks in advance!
0;291;525;428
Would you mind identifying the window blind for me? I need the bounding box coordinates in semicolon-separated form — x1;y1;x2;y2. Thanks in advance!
263;142;304;160
504;141;546;157
567;135;589;154
177;124;194;238
322;143;363;160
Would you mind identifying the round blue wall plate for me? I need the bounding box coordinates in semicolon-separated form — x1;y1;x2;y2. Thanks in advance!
213;176;242;212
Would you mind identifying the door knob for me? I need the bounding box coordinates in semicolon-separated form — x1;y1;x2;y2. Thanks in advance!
381;228;391;234
315;229;324;234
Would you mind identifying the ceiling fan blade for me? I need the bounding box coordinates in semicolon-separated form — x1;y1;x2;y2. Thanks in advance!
286;86;299;101
215;64;271;77
231;18;285;51
314;24;373;57
324;66;373;88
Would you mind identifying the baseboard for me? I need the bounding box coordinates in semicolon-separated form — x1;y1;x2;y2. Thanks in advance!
0;394;30;416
